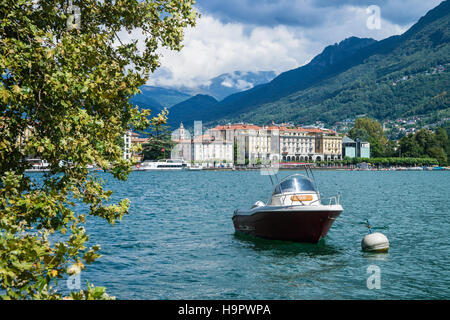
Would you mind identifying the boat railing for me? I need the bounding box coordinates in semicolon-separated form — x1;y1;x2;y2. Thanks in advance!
276;191;340;206
328;193;341;205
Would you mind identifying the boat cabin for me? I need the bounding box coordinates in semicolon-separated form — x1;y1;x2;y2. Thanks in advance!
269;174;320;206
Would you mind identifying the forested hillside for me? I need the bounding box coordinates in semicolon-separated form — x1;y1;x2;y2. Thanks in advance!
168;1;450;129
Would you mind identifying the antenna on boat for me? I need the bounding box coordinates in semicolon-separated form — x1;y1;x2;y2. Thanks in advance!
262;164;279;186
307;164;321;202
268;173;274;186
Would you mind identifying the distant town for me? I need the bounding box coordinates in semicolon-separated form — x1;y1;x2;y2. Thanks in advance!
331;115;450;139
124;122;370;168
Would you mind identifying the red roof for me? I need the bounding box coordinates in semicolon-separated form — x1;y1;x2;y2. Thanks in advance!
214;124;261;130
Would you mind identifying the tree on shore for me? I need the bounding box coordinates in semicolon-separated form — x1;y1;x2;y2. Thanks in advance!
0;0;197;299
141;109;176;160
348;117;390;157
399;128;448;165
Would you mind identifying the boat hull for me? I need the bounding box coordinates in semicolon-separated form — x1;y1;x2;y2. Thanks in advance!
232;208;342;243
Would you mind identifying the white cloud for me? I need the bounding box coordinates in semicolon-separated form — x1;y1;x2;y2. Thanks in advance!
220;78;233;88
146;14;318;88
143;5;415;89
235;79;254;90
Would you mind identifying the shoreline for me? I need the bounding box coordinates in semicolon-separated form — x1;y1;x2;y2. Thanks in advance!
24;166;449;173
196;166;449;172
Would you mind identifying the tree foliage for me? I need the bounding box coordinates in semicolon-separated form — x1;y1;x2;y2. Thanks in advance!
348;117;390;157
141;109;176;160
319;157;439;166
399;128;448;165
0;0;197;299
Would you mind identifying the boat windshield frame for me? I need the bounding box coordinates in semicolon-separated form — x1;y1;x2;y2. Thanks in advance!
272;174;318;196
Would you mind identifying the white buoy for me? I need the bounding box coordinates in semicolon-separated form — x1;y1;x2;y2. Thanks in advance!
361;232;389;252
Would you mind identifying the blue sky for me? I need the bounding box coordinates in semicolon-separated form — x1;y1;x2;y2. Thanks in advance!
145;0;443;89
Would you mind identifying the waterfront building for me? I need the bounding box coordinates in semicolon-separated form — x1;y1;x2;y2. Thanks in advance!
170;122;346;165
17;125;33;147
213;123;280;165
358;140;371;158
278;126;317;162
171;122;193;162
130;132;150;162
342;136;357;158
315;130;343;161
192;128;233;166
170;123;234;166
342;136;371;158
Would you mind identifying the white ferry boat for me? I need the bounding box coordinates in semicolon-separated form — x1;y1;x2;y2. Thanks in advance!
135;159;188;171
25;159;50;172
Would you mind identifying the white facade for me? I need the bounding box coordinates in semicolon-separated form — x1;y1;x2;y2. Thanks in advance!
171;123;192;161
170;123;341;165
193;127;233;165
171;123;233;166
247;128;273;162
193;139;233;164
280;130;316;162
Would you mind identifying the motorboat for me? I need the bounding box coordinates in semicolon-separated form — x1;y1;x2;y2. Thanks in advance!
134;159;188;171
232;166;343;243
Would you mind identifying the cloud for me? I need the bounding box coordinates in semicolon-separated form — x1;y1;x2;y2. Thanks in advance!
146;15;318;88
220;78;233;88
314;0;444;25
139;1;442;89
235;79;254;90
196;0;443;27
195;0;327;27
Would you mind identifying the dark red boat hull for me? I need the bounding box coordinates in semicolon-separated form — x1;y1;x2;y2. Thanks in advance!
232;209;342;243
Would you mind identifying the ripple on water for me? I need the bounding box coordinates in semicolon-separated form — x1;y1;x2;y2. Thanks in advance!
56;170;450;299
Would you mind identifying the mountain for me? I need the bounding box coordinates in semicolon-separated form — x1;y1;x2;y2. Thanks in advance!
167;94;219;127
172;0;450;128
130;92;164;114
130;85;192;111
195;71;276;100
130;71;275;115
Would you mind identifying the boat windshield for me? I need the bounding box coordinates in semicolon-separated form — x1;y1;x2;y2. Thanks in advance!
273;176;316;195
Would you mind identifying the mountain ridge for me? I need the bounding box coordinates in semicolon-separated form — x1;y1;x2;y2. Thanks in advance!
168;0;450;128
167;94;219;127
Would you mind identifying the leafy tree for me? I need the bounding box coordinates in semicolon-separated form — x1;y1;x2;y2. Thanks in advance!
349;118;389;157
141;110;176;160
435;127;450;156
384;140;399;157
399;134;422;158
427;146;447;165
399;128;448;165
348;127;370;142
0;0;197;299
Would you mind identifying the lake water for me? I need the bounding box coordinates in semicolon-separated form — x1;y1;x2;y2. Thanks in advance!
62;170;450;299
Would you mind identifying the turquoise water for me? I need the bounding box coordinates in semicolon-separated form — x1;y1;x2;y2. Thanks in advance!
66;171;449;299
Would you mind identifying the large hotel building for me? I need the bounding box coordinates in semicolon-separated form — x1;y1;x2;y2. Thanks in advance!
171;122;346;166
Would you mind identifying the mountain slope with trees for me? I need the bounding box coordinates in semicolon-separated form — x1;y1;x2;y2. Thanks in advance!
213;0;450;127
130;85;192;111
168;1;450;129
167;94;219;127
